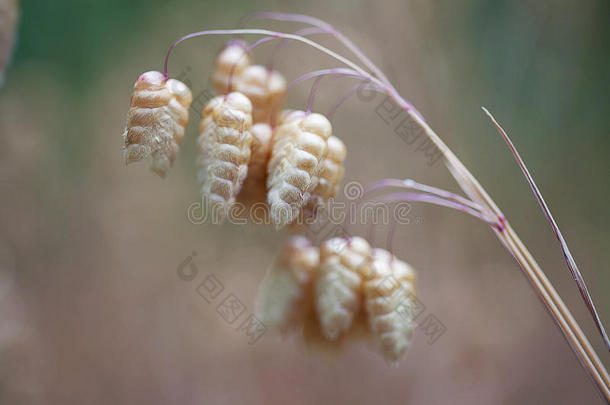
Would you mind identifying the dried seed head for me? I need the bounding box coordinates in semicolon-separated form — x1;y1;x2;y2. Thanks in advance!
123;71;193;178
256;236;319;331
236;123;273;212
267;112;332;228
258;234;419;364
236;65;287;124
197;92;253;222
363;248;417;364
314;236;371;340
211;40;251;94
305;135;347;211
277;109;306;126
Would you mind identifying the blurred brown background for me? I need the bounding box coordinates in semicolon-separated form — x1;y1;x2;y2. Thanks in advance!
1;0;609;403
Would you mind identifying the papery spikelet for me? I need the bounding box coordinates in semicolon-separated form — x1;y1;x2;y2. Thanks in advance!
256;236;319;331
302;304;371;359
363;248;417;364
211;40;251;94
197;92;253;222
236;65;286;124
304;135;346;214
314;236;372;340
236;123;273;214
0;0;18;86
267;112;332;228
277;109;306;126
122;71;193;177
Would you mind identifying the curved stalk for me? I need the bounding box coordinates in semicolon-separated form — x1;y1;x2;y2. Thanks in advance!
163;29;370;80
403;106;610;400
242;11;395;89
482;107;610;351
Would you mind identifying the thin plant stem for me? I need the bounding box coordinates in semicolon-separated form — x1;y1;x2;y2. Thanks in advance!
327;83;362;118
267;27;328;70
402;104;610;399
306;76;324;114
285;68;421;118
481;107;610;351
226;36;275;93
376;192;498;226
163;29;370;80
365;178;487;213
242;11;395;89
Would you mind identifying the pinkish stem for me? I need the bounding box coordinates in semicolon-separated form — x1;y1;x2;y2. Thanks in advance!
227;36;275;93
242;11;394;89
377;192;499;228
306;76;324;114
327;83;365;118
163;29;369;80
283;68;423;118
267;27;329;70
365;178;486;213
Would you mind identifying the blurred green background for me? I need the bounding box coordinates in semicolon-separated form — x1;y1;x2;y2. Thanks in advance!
1;0;609;404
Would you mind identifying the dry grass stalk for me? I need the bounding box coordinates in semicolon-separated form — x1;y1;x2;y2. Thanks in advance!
267;112;332;228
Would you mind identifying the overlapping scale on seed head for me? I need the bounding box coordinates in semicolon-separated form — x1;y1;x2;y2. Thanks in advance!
255;234;418;364
197;92;253;223
364;248;417;364
267;112;332;228
315;236;371;340
236;123;273;211
305;135;346;212
236;65;286;124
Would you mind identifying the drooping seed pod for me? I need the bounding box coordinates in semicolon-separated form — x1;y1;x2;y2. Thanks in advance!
0;0;18;86
314;236;372;340
363;248;417;364
123;71;193;178
236;123;273;213
267;112;332;228
197;92;253;222
256;236;319;332
303;135;347;215
211;40;251;95
236;65;286;124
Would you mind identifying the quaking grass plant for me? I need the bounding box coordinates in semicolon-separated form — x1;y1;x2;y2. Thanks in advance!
121;12;610;400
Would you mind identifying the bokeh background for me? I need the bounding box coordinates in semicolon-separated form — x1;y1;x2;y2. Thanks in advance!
1;0;609;403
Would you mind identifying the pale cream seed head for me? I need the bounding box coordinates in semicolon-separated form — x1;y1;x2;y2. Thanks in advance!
299;113;332;140
134;70;166;90
212;40;251;94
